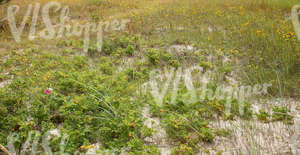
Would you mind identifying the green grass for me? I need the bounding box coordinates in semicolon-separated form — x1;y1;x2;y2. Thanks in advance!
0;45;149;153
0;0;299;154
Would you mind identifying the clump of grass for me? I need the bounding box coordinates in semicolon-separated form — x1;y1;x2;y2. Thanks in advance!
272;106;293;124
214;128;232;137
102;34;139;56
145;48;179;67
146;86;253;153
172;144;194;155
0;49;154;154
256;109;271;122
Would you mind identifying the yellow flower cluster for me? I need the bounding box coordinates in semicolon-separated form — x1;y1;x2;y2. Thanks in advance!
256;30;265;37
247;64;259;70
217;48;223;56
282;32;295;41
215;10;224;17
80;145;94;150
230;49;239;55
242;22;249;27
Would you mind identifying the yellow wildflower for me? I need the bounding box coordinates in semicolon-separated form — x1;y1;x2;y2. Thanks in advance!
242;22;249;27
256;30;262;35
86;145;94;149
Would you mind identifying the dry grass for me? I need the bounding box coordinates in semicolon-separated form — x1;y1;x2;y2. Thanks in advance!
0;0;299;96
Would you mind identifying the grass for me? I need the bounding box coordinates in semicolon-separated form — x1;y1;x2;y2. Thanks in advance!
0;0;299;154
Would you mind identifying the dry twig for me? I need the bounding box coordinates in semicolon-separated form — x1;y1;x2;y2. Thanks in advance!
0;144;10;155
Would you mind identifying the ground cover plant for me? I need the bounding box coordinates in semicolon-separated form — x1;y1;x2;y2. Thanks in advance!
0;0;299;154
